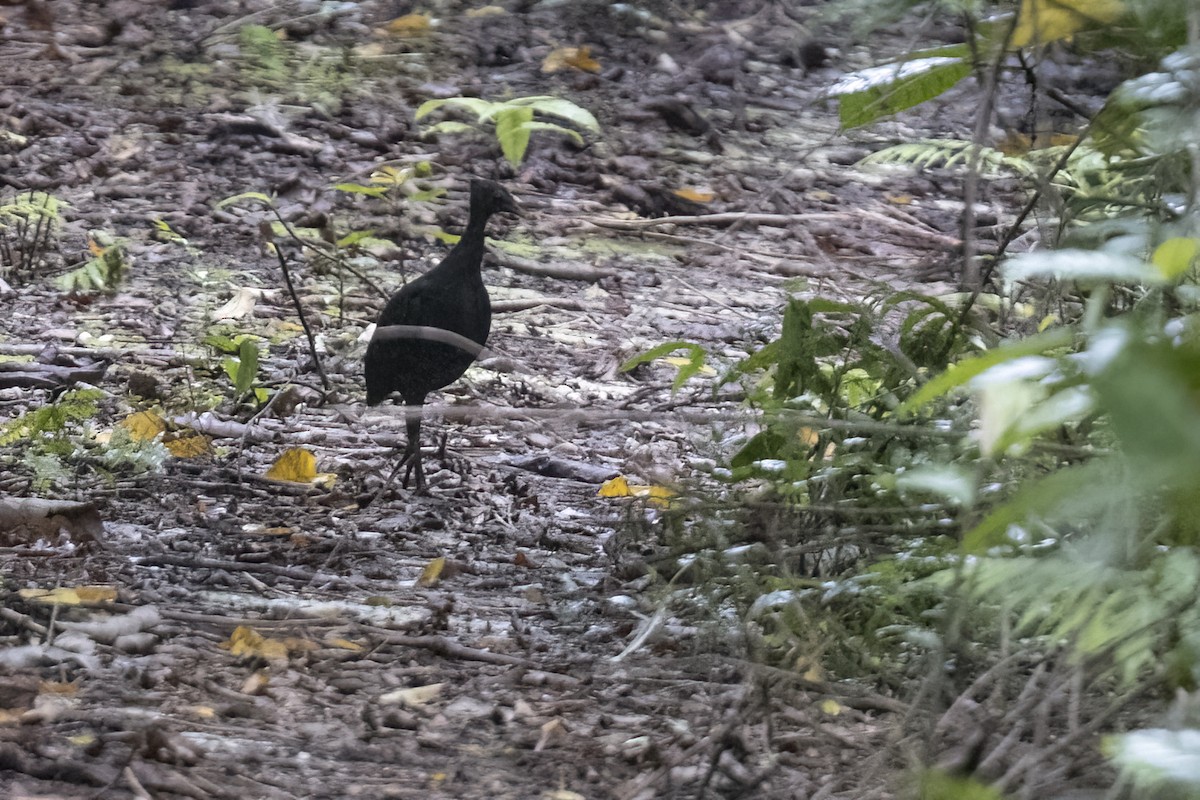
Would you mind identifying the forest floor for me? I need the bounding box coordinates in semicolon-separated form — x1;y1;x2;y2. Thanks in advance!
0;1;1106;798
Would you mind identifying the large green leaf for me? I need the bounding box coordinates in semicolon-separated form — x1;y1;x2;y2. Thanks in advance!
1004;249;1165;286
833;47;972;129
494;106;534;168
505;96;601;133
415;97;498;123
898;327;1075;415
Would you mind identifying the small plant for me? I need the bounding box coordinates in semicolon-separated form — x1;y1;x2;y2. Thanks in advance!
416;95;600;167
205;333;270;405
0;190;66;284
57;231;132;294
334;161;444;206
0;389;168;492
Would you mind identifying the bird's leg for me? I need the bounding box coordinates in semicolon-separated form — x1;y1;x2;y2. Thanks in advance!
401;403;428;493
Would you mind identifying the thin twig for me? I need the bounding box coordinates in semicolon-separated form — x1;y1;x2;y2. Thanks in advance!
271;241;330;391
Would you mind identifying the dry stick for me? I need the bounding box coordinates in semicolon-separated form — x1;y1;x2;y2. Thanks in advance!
958;10;1019;292
271;242;330;392
370;630;542;669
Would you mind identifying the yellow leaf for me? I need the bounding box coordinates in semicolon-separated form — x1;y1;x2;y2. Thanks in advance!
418;556;446;587
120;411;166;441
886;193;912;205
673;187;714;203
165;433;212;458
266;448;317;483
597;475;676;507
380;12;432;36
20;586;117;606
189;705;217;719
68;733;97;746
223;626;290;663
1152;237;1199;281
1011;0;1124;47
798;426;821;447
542;45;601;74
326;637;364;652
662;356;715;375
819;698;843;716
598;475;631;498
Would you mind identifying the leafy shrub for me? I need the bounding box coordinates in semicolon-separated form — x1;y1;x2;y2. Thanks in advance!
416;95;600;167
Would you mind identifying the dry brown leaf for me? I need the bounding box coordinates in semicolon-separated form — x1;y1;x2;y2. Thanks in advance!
534;717;570;751
165;432;212;458
673;187;714;203
20;586;118;606
379;12;432;36
242;669;270;695
465;5;506;16
223;625;290;663
542;45;601;74
120;410;166;441
380;682;444;706
211;287;263;321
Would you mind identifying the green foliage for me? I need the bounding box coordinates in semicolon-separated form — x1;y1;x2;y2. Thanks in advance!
334;162;445;210
207;334;269;404
0;390;167;492
230;24;361;111
619;341;708;393
0;389;104;446
57;232;131;294
909;769;1007;800
833;45;973;129
238;24;287;79
0;190;66;284
1108;725;1200;797
416;95;600;167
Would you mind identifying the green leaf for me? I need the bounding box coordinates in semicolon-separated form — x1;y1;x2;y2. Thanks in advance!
335;230;379;247
517;120;585;146
495;106;534;167
423;120;478;136
898;327;1075;415
415;97;497;122
1151;237;1199;281
620;341;708;392
1108;728;1200;788
235;339;259;396
505;96;601;133
203;334;240;354
333;183;389;198
962;458;1118;553
896;465;976;507
834;49;972;129
216;191;276;210
1004;249;1165;286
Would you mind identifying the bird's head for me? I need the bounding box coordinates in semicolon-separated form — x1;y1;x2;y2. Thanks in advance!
470;179;521;217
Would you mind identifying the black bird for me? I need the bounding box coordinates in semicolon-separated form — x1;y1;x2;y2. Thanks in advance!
365;178;519;493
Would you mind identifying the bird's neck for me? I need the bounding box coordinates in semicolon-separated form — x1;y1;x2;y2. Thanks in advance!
446;212;490;273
